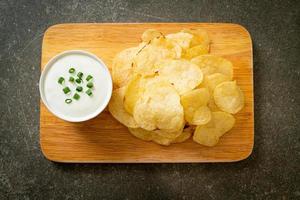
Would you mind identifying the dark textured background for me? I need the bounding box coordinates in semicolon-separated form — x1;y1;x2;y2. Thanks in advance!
0;0;299;199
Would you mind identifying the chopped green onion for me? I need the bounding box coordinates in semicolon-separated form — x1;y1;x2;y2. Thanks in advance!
87;82;93;88
63;87;71;94
69;68;75;73
86;75;93;81
75;78;82;84
58;77;64;84
86;89;93;96
76;86;83;92
69;77;75;82
73;93;80;100
65;99;72;104
77;72;83;79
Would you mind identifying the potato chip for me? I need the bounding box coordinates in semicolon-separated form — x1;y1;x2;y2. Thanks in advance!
128;128;177;146
214;81;244;114
166;32;194;50
191;106;211;125
180;88;210;123
182;28;210;47
157;59;203;95
191;55;233;79
205;73;231;92
133;80;184;132
193;111;235;146
134;36;182;77
191;57;216;76
151;36;182;58
141;29;162;43
124;75;143;115
172;43;182;59
172;126;193;143
193;126;220;147
124;75;168;115
151;133;174;146
207;97;220;112
128;127;152;141
198;75;225;112
108;87;139;128
181;88;210;107
112;47;139;87
153;126;186;145
183;44;209;59
213;111;235;136
133;44;173;76
154;123;184;139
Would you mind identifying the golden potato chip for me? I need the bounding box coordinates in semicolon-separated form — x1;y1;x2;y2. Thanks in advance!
183;44;209;59
183;107;195;125
207;97;220;112
214;81;244;114
154;123;184;139
205;73;231;92
153;126;186;145
151;36;182;58
191;106;211;125
128;127;152;141
124;76;169;115
141;29;162;43
124;75;143;115
135;36;182;77
191;57;215;76
181;88;210;107
191;55;233;79
157;59;203;95
166;32;194;50
193;126;220;147
108;87;139;128
198;76;224;112
193;111;235;146
133;80;184;132
182;28;210;47
133;44;173;76
151;133;173;146
112;47;139;87
128;128;176;146
172;43;182;59
213;111;235;136
180;88;210;123
172;126;193;143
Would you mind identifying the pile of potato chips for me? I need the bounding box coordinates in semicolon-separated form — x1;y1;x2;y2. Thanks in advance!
109;28;244;147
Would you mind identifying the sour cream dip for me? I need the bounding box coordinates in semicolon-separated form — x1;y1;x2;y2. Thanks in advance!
39;50;112;122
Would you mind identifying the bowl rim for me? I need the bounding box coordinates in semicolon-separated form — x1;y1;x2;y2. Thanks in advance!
39;50;113;122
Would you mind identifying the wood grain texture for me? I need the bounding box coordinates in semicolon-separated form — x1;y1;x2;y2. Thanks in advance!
40;23;254;163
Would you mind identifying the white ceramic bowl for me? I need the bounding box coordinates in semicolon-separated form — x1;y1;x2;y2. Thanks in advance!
39;50;112;122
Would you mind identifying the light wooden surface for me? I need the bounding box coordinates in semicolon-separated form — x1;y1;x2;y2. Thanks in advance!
40;23;254;163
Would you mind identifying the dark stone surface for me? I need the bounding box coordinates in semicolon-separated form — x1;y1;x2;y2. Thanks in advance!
0;0;299;199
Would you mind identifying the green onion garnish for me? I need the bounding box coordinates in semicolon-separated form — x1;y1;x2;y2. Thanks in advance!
86;89;93;96
76;86;83;92
77;72;83;79
63;87;71;94
87;82;93;88
69;68;75;73
69;77;75;82
75;78;82;84
65;99;72;104
73;93;80;100
86;75;93;81
58;77;65;84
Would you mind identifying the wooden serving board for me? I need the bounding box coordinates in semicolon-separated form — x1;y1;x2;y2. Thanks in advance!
40;23;254;163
